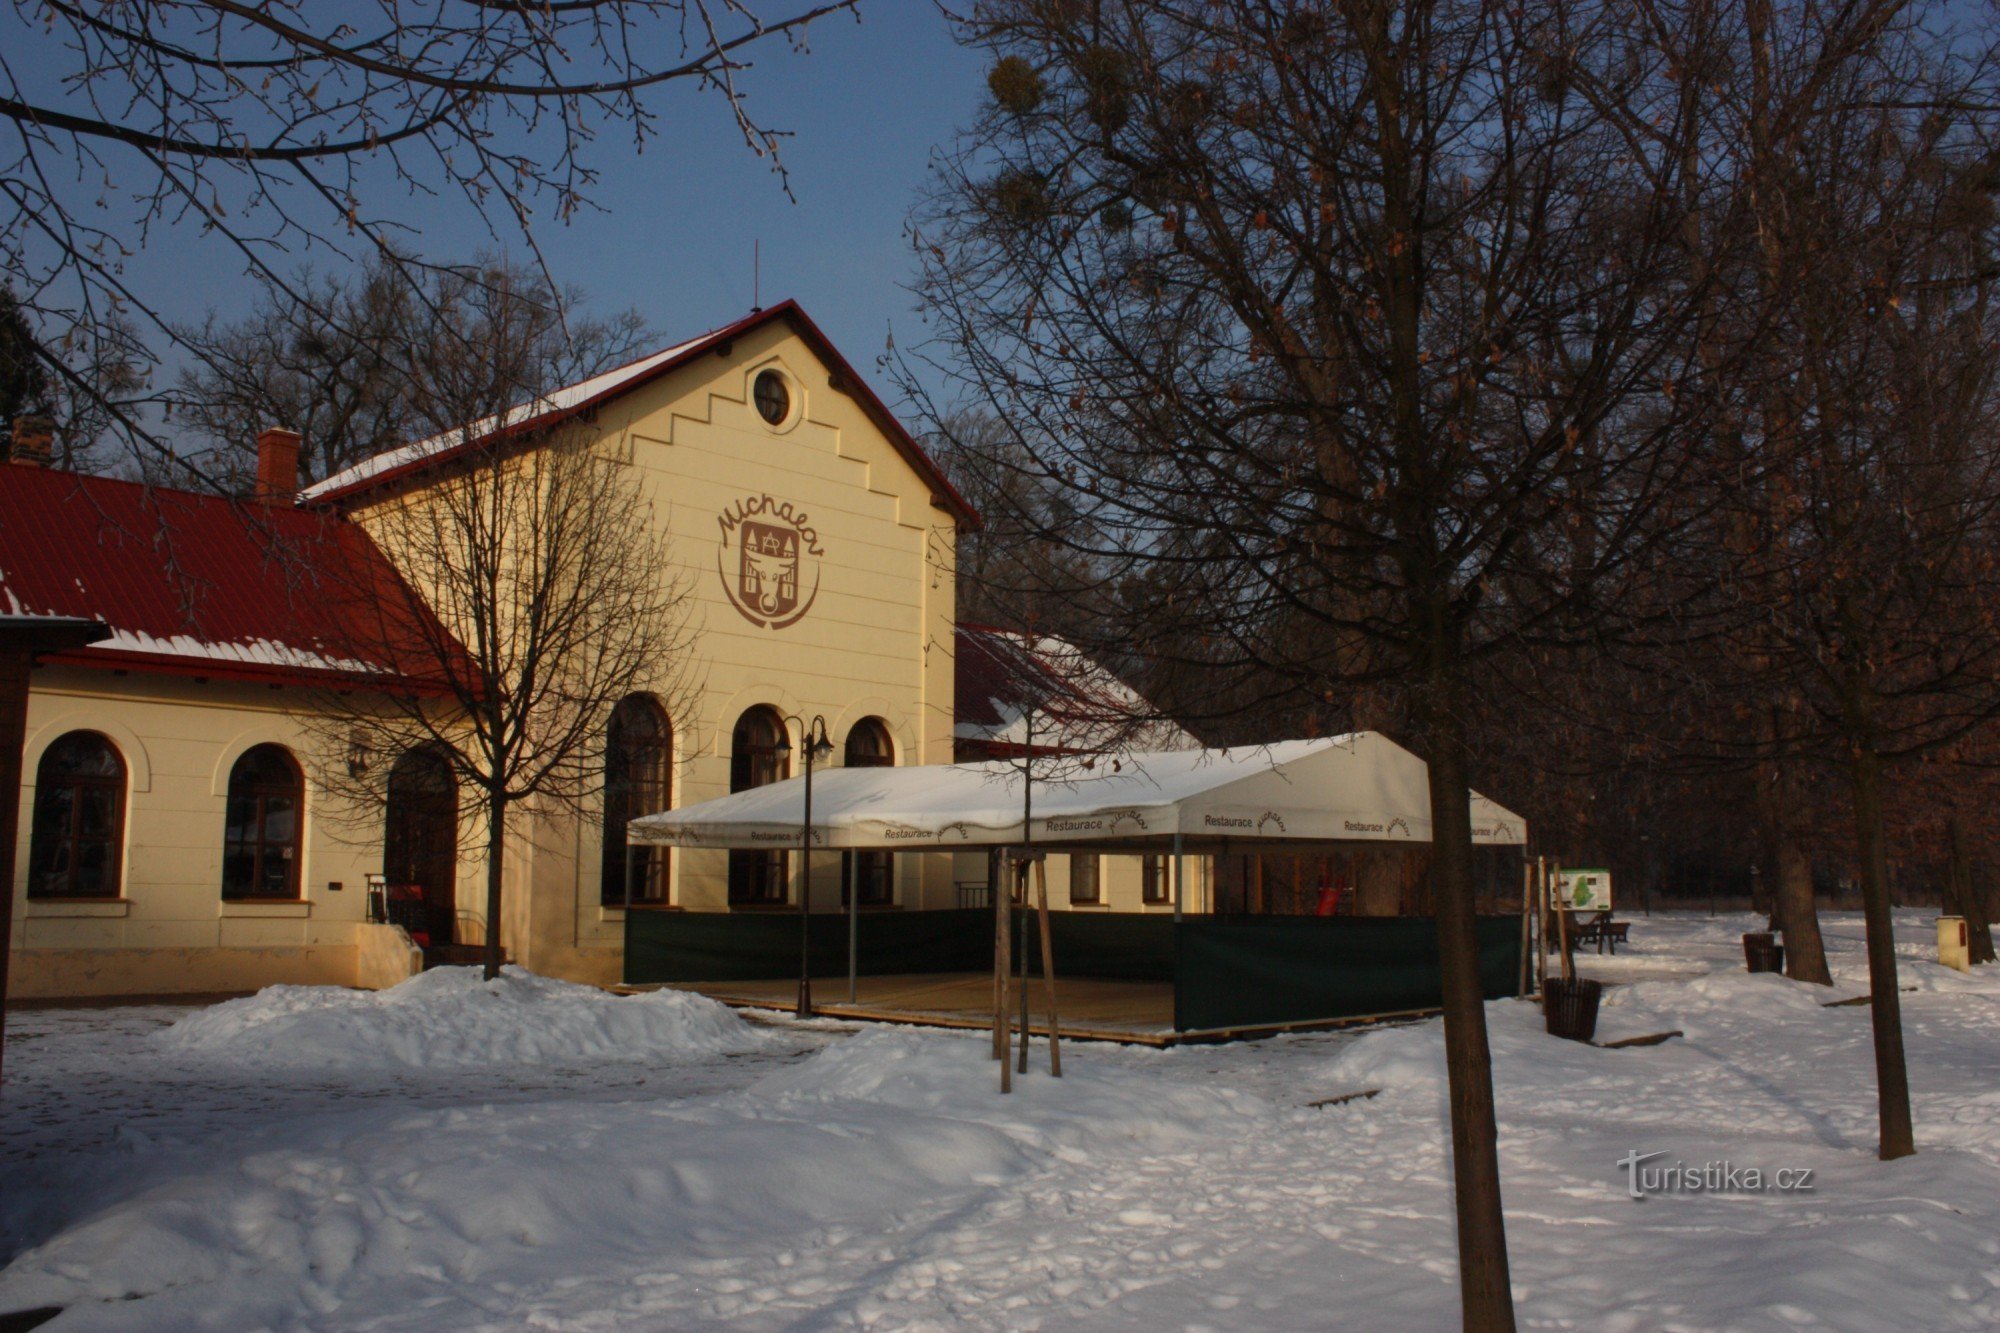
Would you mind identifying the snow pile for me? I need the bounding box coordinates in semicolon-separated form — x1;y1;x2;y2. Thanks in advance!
1321;1022;1453;1102
155;966;771;1070
749;1027;1268;1155
0;1027;1270;1329
11;913;2000;1329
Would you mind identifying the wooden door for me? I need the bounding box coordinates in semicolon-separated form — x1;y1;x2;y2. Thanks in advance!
385;747;458;945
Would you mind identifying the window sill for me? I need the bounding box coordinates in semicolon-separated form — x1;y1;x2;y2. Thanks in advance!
220;900;312;918
599;903;679;921
25;899;131;918
728;903;797;913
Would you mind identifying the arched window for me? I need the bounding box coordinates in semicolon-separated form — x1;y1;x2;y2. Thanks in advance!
222;744;304;899
728;706;790;905
27;731;126;899
842;718;895;908
602;695;672;906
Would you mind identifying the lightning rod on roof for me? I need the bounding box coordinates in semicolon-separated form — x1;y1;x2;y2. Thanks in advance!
752;239;761;314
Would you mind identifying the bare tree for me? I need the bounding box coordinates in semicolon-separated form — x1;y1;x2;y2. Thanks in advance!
1;0;860;480
1640;2;2000;1152
901;4;1785;1326
303;422;698;980
169;253;650;487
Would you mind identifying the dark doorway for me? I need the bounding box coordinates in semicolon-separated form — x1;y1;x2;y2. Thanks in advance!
841;717;894;907
386;746;458;945
727;706;790;905
602;695;672;905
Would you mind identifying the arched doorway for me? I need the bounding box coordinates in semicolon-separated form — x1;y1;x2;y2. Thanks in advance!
728;706;790;905
385;746;458;945
842;717;894;907
602;695;672;905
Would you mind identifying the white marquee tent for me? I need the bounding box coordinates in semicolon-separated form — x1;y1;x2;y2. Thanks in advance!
629;733;1527;854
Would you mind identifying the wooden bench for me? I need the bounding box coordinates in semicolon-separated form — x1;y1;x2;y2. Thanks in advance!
1575;917;1630;955
1552;915;1631;955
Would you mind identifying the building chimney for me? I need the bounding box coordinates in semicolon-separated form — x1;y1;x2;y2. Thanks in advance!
253;426;302;504
9;415;53;468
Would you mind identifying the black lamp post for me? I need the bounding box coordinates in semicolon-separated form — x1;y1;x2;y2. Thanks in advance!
782;715;834;1018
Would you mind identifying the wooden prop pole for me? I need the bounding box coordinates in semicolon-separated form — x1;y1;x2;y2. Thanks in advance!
992;851;1002;1060
1554;860;1575;984
1016;859;1031;1075
1535;856;1549;1005
1517;857;1532;998
1034;857;1062;1077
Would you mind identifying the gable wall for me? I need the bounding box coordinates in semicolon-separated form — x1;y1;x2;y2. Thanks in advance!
353;321;963;984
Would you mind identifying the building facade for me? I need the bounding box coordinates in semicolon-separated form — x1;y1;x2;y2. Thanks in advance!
6;303;978;996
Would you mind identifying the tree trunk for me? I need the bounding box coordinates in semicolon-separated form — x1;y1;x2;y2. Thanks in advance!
1419;668;1517;1333
484;792;509;981
1758;711;1830;982
1777;827;1831;984
1947;814;1996;966
1850;743;1915;1159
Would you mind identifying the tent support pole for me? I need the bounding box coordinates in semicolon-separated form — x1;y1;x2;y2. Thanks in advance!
1172;831;1185;923
990;849;1003;1059
995;850;1011;1091
622;845;637;987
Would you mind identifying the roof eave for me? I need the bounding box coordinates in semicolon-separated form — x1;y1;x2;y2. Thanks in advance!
40;647;456;696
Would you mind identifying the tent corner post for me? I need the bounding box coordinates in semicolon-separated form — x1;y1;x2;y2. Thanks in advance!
1172;831;1185;923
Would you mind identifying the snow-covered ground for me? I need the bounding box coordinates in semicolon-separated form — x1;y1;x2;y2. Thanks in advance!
4;912;1998;1330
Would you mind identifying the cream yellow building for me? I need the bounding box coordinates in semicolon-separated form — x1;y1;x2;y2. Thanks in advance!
6;302;979;997
0;457;442;998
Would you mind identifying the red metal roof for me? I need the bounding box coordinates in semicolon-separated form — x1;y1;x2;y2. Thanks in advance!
0;466;450;689
306;300;982;528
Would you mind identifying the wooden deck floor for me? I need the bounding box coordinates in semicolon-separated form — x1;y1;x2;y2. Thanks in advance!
665;973;1179;1045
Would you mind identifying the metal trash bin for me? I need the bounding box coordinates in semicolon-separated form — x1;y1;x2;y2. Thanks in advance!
1744;932;1784;974
1544;977;1603;1042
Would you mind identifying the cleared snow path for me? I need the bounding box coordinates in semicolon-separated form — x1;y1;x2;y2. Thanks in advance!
4;913;1999;1330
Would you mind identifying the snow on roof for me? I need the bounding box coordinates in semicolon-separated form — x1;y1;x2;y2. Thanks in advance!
302;301;981;526
954;624;1195;756
631;733;1529;850
301;335;706;502
0;466;449;688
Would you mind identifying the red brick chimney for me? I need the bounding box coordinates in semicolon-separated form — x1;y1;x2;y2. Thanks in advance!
253;426;302;504
8;415;53;468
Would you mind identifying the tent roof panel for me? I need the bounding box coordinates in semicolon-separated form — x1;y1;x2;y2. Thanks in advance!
629;734;1527;851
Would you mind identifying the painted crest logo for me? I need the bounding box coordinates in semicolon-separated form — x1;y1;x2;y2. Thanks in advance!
718;495;824;629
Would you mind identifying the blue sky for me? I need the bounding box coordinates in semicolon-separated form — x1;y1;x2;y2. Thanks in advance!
134;6;986;415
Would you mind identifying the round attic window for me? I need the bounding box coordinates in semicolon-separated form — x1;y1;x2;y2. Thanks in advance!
752;369;791;426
